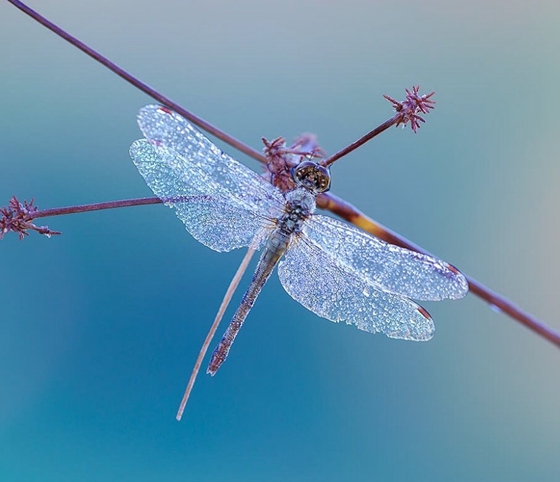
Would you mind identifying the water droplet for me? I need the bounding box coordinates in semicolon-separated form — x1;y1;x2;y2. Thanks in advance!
489;304;503;314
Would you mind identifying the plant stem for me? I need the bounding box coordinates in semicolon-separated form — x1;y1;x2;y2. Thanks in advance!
322;115;400;166
32;197;163;219
7;0;267;165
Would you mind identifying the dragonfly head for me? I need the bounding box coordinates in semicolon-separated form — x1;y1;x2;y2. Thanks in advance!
291;160;331;194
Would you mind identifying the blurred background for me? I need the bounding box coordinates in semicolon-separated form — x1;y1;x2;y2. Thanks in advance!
1;0;559;480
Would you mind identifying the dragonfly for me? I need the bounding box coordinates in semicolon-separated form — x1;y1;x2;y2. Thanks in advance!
130;105;469;376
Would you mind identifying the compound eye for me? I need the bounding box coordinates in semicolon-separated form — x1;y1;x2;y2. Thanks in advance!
291;161;331;193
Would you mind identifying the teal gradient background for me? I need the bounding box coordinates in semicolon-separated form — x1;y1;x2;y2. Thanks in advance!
1;1;559;480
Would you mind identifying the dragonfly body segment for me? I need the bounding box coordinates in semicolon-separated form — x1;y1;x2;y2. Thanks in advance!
208;187;318;375
130;105;469;375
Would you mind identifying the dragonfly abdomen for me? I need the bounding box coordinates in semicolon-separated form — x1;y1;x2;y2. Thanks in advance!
207;230;290;376
207;187;315;376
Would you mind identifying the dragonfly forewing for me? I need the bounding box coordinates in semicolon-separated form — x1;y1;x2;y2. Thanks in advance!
137;105;284;214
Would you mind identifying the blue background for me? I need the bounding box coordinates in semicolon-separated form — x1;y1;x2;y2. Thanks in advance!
1;1;559;480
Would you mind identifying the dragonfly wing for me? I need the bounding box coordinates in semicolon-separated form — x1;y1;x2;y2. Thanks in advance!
137;105;283;213
278;235;434;340
130;139;278;252
301;215;468;301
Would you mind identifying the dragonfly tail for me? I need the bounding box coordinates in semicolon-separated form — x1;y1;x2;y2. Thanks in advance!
207;244;283;375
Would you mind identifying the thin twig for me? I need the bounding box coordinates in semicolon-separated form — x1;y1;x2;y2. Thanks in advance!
7;1;559;351
7;190;559;350
323;86;435;166
176;245;256;420
318;192;560;348
7;0;267;165
32;197;162;219
322;115;400;166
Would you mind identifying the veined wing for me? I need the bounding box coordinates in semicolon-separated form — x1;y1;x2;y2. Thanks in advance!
137;105;283;213
301;215;468;301
130;133;283;252
277;234;435;341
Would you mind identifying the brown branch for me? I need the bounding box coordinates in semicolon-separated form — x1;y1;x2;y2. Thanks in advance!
32;197;162;219
7;0;267;165
5;192;559;350
318;192;560;349
7;0;559;351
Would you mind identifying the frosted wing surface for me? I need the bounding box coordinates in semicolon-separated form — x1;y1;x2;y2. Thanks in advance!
130;139;278;252
303;215;468;301
278;236;434;340
137;105;284;215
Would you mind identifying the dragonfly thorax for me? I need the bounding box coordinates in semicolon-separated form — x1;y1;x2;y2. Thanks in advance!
291;160;331;194
278;188;316;236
